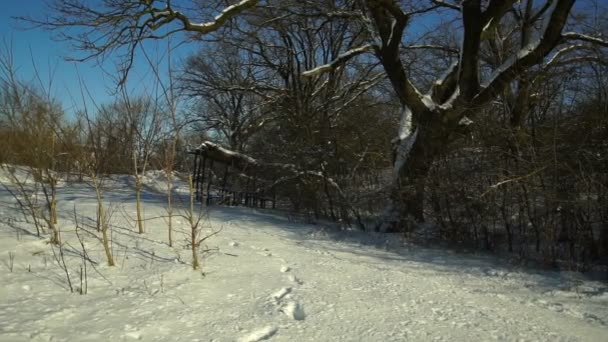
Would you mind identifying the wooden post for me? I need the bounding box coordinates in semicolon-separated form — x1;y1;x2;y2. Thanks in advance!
221;163;229;203
199;155;207;203
193;153;200;201
244;176;250;206
206;159;214;206
252;173;258;207
271;177;277;209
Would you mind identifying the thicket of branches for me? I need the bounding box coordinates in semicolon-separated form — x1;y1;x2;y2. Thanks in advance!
2;0;606;271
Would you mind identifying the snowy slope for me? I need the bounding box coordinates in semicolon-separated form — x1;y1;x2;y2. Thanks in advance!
0;171;607;341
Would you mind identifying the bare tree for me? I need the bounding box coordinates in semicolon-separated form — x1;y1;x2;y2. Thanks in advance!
179;45;273;152
0;44;66;243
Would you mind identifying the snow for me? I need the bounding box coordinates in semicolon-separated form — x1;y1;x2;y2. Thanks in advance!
420;94;437;111
482;17;494;34
1;167;607;341
432;60;458;88
393;105;418;176
439;85;460;110
396;105;413;141
195;141;259;166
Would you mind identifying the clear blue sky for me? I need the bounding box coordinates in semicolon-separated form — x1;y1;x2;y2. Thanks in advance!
1;1;194;119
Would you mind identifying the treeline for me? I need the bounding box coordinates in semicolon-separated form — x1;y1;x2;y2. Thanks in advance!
0;80;192;178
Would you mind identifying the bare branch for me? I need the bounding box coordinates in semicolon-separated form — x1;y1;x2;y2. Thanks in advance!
25;0;259;87
431;0;460;11
403;45;459;54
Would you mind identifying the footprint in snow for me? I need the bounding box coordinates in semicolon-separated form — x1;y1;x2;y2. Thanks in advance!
270;287;291;302
238;326;278;342
123;325;142;340
123;331;142;340
281;301;306;321
287;274;303;285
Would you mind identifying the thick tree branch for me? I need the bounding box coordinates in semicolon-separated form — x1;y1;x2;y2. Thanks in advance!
459;0;483;100
472;0;576;109
365;0;428;113
166;0;259;34
302;44;375;77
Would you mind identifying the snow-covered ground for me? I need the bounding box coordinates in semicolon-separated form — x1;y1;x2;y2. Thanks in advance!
0;169;607;341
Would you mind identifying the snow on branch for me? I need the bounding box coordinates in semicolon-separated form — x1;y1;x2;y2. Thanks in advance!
302;44;375;77
169;0;259;34
428;60;459;100
194;141;259;171
544;44;593;69
562;32;608;48
193;141;328;183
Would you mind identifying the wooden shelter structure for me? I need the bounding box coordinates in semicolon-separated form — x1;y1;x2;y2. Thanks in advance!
188;141;365;230
189;141;276;208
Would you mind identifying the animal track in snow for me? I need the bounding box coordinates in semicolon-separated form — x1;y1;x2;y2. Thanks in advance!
270;287;291;302
238;326;278;342
287;274;303;285
281;301;306;321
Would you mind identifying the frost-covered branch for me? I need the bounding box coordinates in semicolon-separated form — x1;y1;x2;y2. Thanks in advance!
562;32;608;48
302;44;375;77
161;0;258;34
543;44;594;69
428;60;459;103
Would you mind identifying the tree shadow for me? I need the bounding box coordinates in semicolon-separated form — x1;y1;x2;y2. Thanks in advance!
208;205;608;293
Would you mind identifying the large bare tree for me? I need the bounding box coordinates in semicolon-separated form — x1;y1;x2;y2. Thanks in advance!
303;0;608;230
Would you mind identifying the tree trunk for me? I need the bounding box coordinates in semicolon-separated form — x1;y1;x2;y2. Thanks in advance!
380;114;451;232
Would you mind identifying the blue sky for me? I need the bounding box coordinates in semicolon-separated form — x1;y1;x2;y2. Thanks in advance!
1;1;194;119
